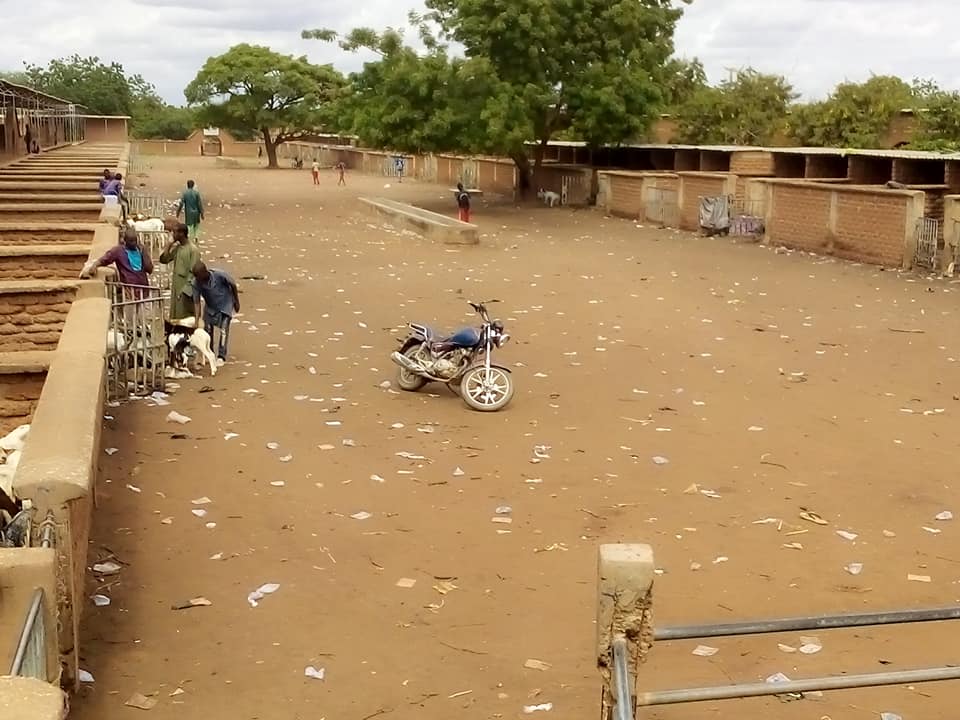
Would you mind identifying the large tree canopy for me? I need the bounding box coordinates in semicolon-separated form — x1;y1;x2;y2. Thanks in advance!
787;75;916;148
184;44;345;167
308;0;689;188
674;68;796;145
23;55;157;115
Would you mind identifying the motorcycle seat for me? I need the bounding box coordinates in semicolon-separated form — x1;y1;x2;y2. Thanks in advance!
431;327;480;351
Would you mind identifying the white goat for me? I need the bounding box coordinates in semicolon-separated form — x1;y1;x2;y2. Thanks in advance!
126;217;166;233
537;188;561;207
0;424;29;502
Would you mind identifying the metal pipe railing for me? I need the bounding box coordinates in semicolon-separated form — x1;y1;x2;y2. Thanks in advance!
636;665;960;707
611;635;634;720
655;605;960;641
9;588;45;678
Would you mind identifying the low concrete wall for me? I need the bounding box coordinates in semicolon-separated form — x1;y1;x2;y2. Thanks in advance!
0;283;79;352
360;197;479;245
13;296;110;687
764;180;924;268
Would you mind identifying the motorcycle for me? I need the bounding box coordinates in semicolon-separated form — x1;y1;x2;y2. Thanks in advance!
390;300;515;412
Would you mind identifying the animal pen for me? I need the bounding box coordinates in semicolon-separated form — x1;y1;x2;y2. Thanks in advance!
104;280;166;401
598;543;960;719
125;190;169;218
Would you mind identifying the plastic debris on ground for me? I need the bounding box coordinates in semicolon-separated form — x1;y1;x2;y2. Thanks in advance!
304;666;326;680
523;703;553;714
247;582;280;607
692;645;718;657
166;411;191;424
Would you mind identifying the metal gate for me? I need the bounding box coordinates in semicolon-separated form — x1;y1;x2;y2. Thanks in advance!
460;160;478;189
914;216;941;271
126;190;171;218
138;231;172;292
729;196;765;238
105;281;166;401
644;187;680;227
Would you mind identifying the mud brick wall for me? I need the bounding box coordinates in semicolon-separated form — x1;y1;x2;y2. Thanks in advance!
730;151;774;176
0;255;84;281
679;174;729;230
0;230;94;245
0;290;76;351
833;191;911;266
476;159;516;197
766;182;919;267
0;371;44;435
767;184;833;253
606;173;646;218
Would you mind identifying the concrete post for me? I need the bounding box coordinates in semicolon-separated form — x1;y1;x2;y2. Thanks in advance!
597;544;655;720
902;190;926;270
943;195;960;273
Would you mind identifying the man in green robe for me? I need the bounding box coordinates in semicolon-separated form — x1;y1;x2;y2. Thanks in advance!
176;179;205;241
159;223;201;320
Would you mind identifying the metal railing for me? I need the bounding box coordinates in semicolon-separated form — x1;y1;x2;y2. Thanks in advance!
138;231;172;292
9;515;55;681
105;281;166;401
914;216;942;271
611;635;633;720
126;190;170;218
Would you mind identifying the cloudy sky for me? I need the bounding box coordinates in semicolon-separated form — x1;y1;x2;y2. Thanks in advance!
2;0;958;105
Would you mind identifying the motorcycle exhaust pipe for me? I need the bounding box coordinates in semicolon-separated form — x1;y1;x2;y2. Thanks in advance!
391;351;420;373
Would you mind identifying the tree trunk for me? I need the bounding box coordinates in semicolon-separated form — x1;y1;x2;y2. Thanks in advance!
262;128;279;168
511;152;533;198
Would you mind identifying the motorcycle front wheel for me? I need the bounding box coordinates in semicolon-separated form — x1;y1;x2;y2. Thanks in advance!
460;366;514;412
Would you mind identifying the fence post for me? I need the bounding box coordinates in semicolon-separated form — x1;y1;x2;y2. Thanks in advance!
597;544;655;720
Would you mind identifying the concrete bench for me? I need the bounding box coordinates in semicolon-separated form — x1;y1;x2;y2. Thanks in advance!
360;196;479;245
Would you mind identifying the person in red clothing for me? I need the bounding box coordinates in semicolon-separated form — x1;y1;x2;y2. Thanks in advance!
456;183;471;223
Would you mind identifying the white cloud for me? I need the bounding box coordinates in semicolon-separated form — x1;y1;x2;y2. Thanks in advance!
2;0;958;104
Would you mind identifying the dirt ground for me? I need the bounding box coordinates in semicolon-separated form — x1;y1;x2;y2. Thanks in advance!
71;156;960;720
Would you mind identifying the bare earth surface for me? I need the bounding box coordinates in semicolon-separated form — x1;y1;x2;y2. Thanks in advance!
71;156;960;719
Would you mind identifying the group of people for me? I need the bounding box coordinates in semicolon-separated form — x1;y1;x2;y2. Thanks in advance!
309;159;347;186
82;179;239;365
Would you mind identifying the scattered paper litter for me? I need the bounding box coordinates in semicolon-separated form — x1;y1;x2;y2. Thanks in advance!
524;659;552;671
799;510;828;526
166;410;191;424
845;563;864;576
191;509;207;518
92;594;111;607
304;666;326;680
224;432;239;440
836;530;858;541
936;510;954;521
651;456;670;465
923;526;941;534
125;692;158;710
351;511;372;521
191;496;212;505
92;561;122;575
247;583;280;607
908;574;932;583
692;645;718;657
171;597;212;610
126;484;141;493
279;454;293;463
266;442;280;450
766;672;791;684
778;643;797;653
453;467;465;477
78;669;95;683
798;636;822;654
270;481;285;487
880;713;903;720
105;447;119;456
396;577;417;588
523;703;553;714
713;556;729;564
370;474;385;483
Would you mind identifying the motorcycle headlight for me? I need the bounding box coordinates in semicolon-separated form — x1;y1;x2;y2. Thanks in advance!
497;333;510;347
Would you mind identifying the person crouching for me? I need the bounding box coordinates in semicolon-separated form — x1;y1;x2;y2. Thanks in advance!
191;261;240;367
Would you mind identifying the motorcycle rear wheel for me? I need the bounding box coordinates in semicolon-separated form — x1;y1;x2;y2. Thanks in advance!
460;366;514;412
397;344;428;391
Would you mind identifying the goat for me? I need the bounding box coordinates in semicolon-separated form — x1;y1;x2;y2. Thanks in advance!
165;319;218;377
537;188;561;207
0;424;29;517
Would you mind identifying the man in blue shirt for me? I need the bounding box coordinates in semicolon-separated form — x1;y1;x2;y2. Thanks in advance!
191;261;240;365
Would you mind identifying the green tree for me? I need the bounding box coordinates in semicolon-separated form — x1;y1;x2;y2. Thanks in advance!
902;78;960;151
787;75;915;148
23;55;158;114
131;103;197;141
661;57;707;110
302;27;486;155
184;44;345;168
675;68;795;145
0;70;31;85
309;0;688;190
